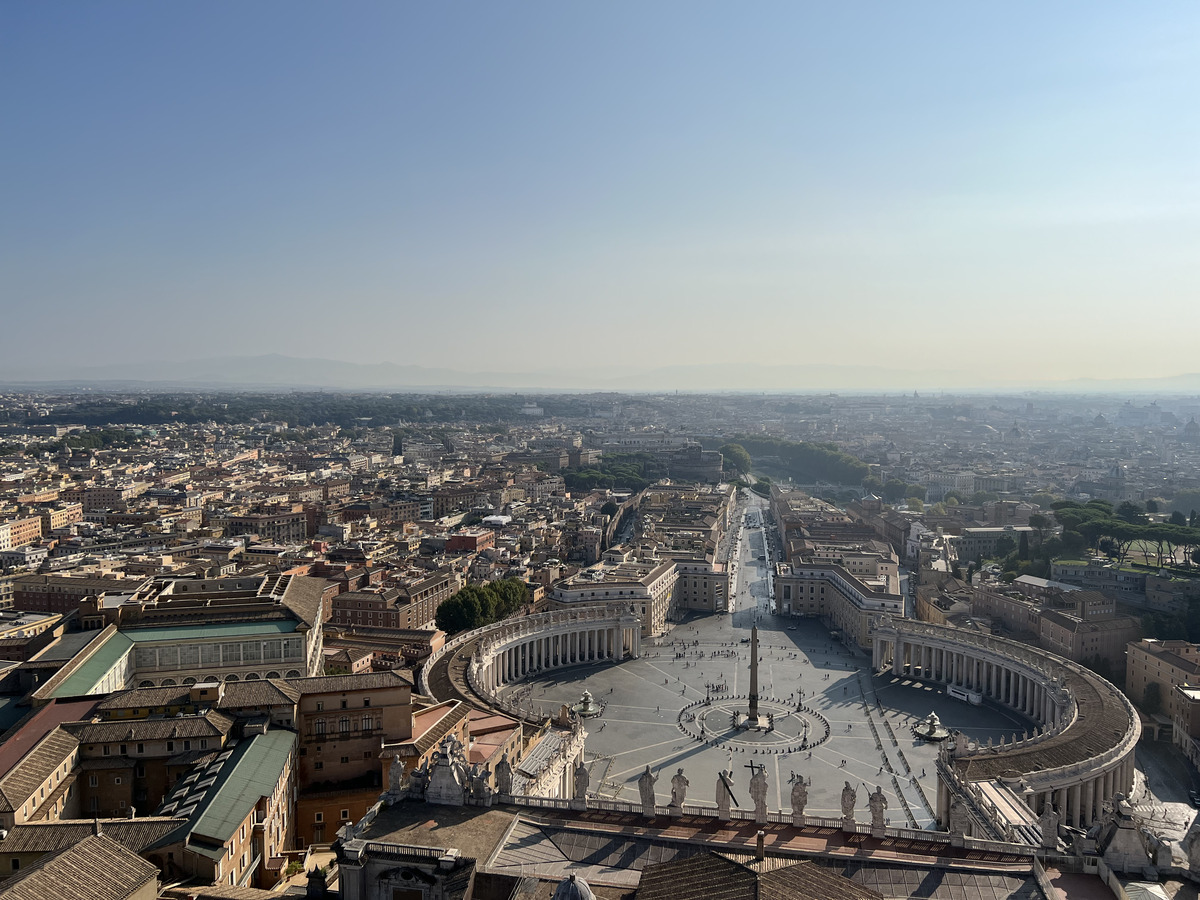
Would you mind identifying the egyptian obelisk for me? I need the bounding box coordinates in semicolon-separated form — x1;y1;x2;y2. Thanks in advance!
748;624;760;720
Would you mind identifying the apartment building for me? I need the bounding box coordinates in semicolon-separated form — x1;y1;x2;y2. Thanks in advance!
773;562;905;649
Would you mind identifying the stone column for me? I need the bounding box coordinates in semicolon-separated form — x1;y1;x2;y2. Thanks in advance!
1083;779;1095;827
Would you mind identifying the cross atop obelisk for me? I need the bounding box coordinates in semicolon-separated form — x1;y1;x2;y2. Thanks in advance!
748;624;760;720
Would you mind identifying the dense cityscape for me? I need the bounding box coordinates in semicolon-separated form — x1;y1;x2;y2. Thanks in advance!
0;388;1198;897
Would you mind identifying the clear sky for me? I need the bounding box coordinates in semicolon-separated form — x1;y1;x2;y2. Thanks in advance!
3;3;1198;386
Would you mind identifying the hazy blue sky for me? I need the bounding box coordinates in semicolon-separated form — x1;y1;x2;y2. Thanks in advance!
3;3;1198;385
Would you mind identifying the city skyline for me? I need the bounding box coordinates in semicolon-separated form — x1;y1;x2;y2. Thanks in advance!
3;3;1199;383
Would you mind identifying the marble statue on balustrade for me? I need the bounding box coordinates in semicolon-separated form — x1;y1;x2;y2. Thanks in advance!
574;761;590;800
638;765;658;816
669;768;689;808
469;763;494;806
790;776;808;826
1039;803;1060;850
749;765;769;824
716;770;735;820
495;752;514;796
868;785;888;831
387;750;406;797
840;781;857;828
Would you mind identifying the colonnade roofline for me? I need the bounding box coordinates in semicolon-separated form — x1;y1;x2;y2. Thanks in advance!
419;603;642;720
874;614;1140;834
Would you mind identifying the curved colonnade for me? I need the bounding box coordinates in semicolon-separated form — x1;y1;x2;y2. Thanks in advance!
419;605;642;721
873;616;1140;833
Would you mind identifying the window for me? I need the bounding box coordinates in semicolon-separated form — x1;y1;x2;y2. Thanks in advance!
315;719;326;735
340;809;350;820
339;717;349;734
200;739;208;750
314;761;323;770
136;743;144;754
184;740;191;751
119;744;127;755
314;812;323;823
10;860;18;872
341;700;348;709
102;745;110;756
362;698;370;707
315;701;323;712
90;797;98;811
114;776;122;785
167;741;174;752
88;775;98;787
362;715;373;731
340;756;349;765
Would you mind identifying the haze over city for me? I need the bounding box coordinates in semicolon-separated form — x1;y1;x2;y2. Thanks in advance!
3;2;1199;390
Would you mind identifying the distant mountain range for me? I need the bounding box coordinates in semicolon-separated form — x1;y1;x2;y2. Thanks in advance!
1;354;1199;395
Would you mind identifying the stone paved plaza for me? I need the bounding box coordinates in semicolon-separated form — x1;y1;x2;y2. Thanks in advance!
500;552;1034;830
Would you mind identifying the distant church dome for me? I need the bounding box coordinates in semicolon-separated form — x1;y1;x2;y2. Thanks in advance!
552;874;596;900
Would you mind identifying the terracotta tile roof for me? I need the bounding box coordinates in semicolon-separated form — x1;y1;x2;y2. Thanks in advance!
0;728;78;814
0;816;186;854
64;709;235;744
286;669;413;694
0;832;158;900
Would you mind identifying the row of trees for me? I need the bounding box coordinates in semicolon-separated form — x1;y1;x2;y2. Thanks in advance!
1052;499;1200;569
714;436;868;485
562;452;669;494
861;475;926;503
433;578;530;635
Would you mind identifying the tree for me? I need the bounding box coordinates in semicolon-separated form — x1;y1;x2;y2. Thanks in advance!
882;479;908;503
861;475;883;496
600;501;619;518
1146;499;1160;513
1028;513;1051;547
905;484;927;501
1018;532;1029;560
906;497;924;513
1171;511;1189;527
1116;501;1147;525
719;443;752;476
993;535;1017;559
1030;491;1058;509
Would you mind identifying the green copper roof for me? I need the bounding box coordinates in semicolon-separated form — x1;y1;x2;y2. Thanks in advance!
50;631;133;698
124;620;298;643
188;730;295;848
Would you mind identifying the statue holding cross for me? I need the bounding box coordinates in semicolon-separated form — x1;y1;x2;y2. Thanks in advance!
715;769;737;819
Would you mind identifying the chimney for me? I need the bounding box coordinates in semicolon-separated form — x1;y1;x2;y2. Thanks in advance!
756;830;765;861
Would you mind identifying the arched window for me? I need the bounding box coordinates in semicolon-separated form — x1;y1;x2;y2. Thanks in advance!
245;673;260;681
